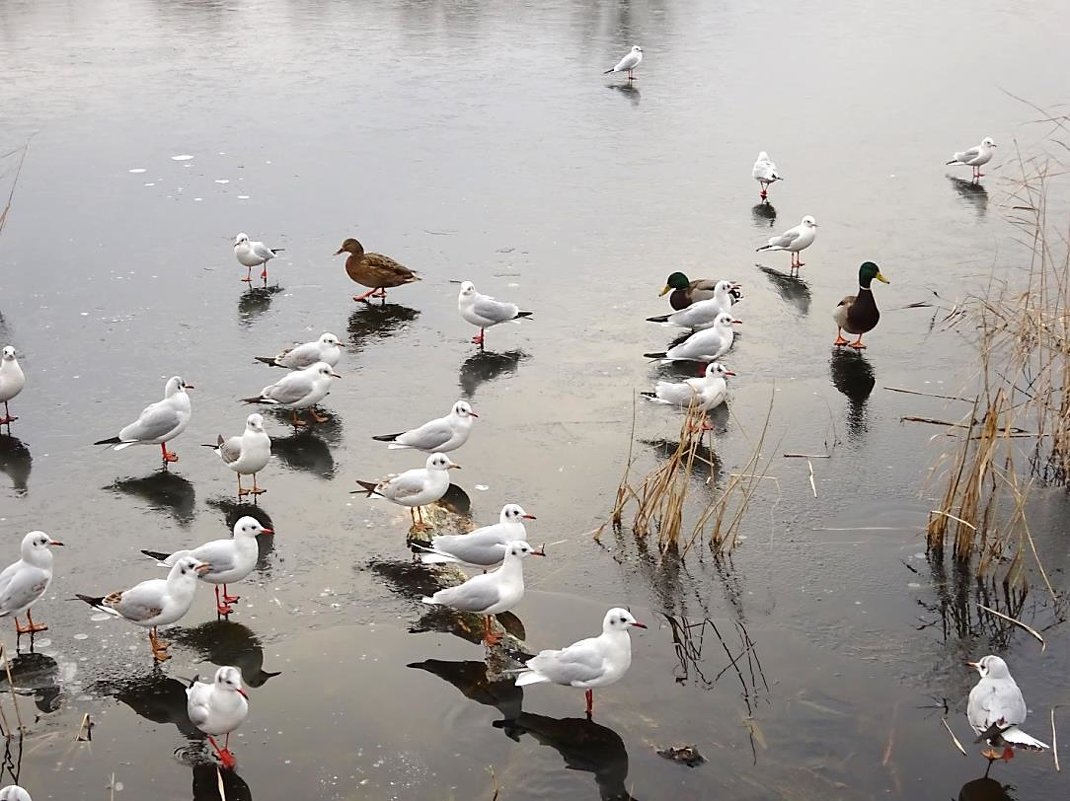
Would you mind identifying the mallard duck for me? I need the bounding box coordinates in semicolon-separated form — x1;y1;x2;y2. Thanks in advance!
833;262;889;349
659;272;742;311
334;238;420;303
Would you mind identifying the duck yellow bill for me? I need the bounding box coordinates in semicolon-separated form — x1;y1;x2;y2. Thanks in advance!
658;285;672;296
875;272;890;284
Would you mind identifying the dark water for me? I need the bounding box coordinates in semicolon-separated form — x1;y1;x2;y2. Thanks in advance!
1;0;1068;798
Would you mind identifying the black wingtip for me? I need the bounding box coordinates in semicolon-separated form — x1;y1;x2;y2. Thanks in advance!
646;315;670;323
253;356;277;366
639;392;656;398
141;549;170;561
516;311;533;319
240;396;262;404
371;433;401;443
353;480;379;497
642;352;667;359
74;593;105;607
93;437;121;446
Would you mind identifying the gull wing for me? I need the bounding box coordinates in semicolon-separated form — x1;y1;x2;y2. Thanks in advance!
118;400;182;443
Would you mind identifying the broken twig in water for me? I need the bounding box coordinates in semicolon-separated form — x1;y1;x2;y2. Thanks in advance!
884;386;976;403
74;712;92;741
1052;706;1060;772
941;717;968;756
783;452;830;459
217;766;228;801
807;460;817;498
976;603;1046;651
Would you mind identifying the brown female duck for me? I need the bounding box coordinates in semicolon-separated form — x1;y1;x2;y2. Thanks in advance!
334;238;420;302
833;261;890;349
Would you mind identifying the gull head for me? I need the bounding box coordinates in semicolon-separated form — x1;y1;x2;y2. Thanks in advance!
801;215;818;228
1;346;15;361
233;515;273;539
22;530;64;559
214;665;249;699
632;45;643;53
165;376;195;396
426;453;460;472
757;151;770;161
501;503;536;523
714;279;735;295
714;312;741;330
311;362;342;379
982;137;997;148
452;400;478;420
604;607;647;631
234;233;249;247
706;362;736;379
319;333;340;348
504;541;543;560
246;413;266;432
458;281;477;299
172;555;209;580
967;655;1011;680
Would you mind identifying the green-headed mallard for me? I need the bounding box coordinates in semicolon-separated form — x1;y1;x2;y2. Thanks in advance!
833;262;890;349
335;238;420;303
660;272;742;311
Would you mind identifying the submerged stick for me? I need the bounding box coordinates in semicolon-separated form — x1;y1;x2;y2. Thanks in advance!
807;459;817;498
1052;706;1060;772
884;386;976;402
941;717;968;756
976;604;1046;651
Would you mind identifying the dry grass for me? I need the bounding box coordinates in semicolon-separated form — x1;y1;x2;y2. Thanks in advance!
0;141;30;239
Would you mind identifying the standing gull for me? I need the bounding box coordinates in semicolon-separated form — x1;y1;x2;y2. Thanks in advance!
142;516;273;616
415;503;536;568
335;238;421;303
0;787;31;801
0;346;25;428
457;281;532;349
0;530;64;637
187;666;249;769
354;452;460;530
372;400;478;453
204;413;272;496
967;655;1049;762
604;45;643;80
93;376;194;464
242;361;340;427
644;312;740;364
756;215;817;273
233;233;283;283
947;137;997;182
514;607;646;716
76;556;209;662
752;151;782;201
254;332;341;370
422;541;543;645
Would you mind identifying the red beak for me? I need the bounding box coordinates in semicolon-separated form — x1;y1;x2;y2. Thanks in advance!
731;319;743;325
261;528;275;535
237;688;249;699
631;621;648;629
469;411;480;418
522;514;537;520
723;370;737;377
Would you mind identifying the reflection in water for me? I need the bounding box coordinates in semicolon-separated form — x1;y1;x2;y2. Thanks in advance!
0;434;31;496
192;762;253;801
169;620;281;688
0;651;61;713
751;202;777;227
757;264;810;315
0;735;25;791
271;431;335;479
494;713;635;801
606;83;640;107
948;176;989;217
958;775;1015;801
347;302;420;354
917;554;1027;646
263;406;344;444
458;349;528;398
95;669;201;738
407;659;522;721
108;471;196;525
237;285;284;328
829;348;875;442
645;436;723;483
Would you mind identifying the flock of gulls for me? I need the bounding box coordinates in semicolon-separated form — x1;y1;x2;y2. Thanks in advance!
0;41;1034;799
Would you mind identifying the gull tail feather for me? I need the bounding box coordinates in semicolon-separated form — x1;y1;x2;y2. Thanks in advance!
755;244;774;252
93;436;121;446
514;670;551;687
421;596;440;605
646;314;671;323
253;356;284;367
241;395;265;404
371;433;402;443
516;311;533;319
603;68;615;74
353;480;382;497
74;593;108;610
643;351;667;359
1000;726;1050;750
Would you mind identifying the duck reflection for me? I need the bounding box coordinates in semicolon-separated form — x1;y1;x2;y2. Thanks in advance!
407;659;522;720
108;471;196;525
347;302;420;354
948;176;988;218
958;775;1015;800
751;202;777;227
0;651;61;713
494;713;635;801
169;620;281;688
205;501;276;567
607;83;640;107
829;348;875;442
757;264;810;315
237;285;284;328
0;434;31;496
192;762;253;800
271;430;334;479
459;349;528;398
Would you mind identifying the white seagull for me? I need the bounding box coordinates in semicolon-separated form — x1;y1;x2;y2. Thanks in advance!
422;541;543;644
642;362;734;421
254;332;342;370
187;666;249;769
372;400;478;453
514;607;646;716
76;556;209;662
234;232;283;283
0;346;26;428
242;361;340;427
604;45;643;80
0;786;32;801
0;531;64;637
93;376;194;464
646;281;740;330
967;655;1049;762
457;281;532;349
752;151;782;201
204;413;272;497
354;452;460;530
756;215;818;272
947;137;997;181
415;503;536;568
644;312;740;363
142;516;273;616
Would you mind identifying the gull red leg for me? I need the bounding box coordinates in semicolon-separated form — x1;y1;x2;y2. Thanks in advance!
208;735;237;769
0;400;16;426
242;266;252;283
585;689;594;716
471;329;485;346
223;583;241;604
215;585;234;616
160;442;179;463
483;614;503;646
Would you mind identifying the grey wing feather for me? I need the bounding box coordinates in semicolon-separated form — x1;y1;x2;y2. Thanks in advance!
251;242;277;260
384;470;429;500
218;435;243;464
278;342;319;369
119;402;181;442
397;419;453;450
472;297;518;324
528;639;605;684
433;577;502;612
189;540;240;574
769;230;800;248
264;374;313;404
113;579;168;621
955;146;981;162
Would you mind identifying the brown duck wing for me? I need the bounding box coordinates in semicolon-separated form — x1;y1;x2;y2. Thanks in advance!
833;294;856;329
688;278;719;303
347;252;421;289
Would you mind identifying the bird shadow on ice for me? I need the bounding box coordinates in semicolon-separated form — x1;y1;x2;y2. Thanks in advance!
947;175;988;218
262;406;344;444
237;284;284;329
751;202;777;227
346;302;420;355
957;775;1016;801
606;83;640;107
0;651;62;713
828;347;875;443
108;471;196;526
94;668;202;740
270;430;335;479
458;349;528;399
407;658;523;721
756;264;811;316
494;712;636;801
192;762;253;800
168;619;282;688
0;433;31;496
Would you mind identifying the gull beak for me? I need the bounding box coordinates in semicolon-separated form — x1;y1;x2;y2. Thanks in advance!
658;285;672;297
965;660;980;669
522;514;537;520
468;411;479;418
330;371;342;379
237;688;249;699
50;540;65;547
631;621;648;629
260;527;275;536
195;563;212;576
184;384;196;390
875;272;890;284
448;463;462;470
531;544;547;557
723;370;736;377
732;319;743;325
